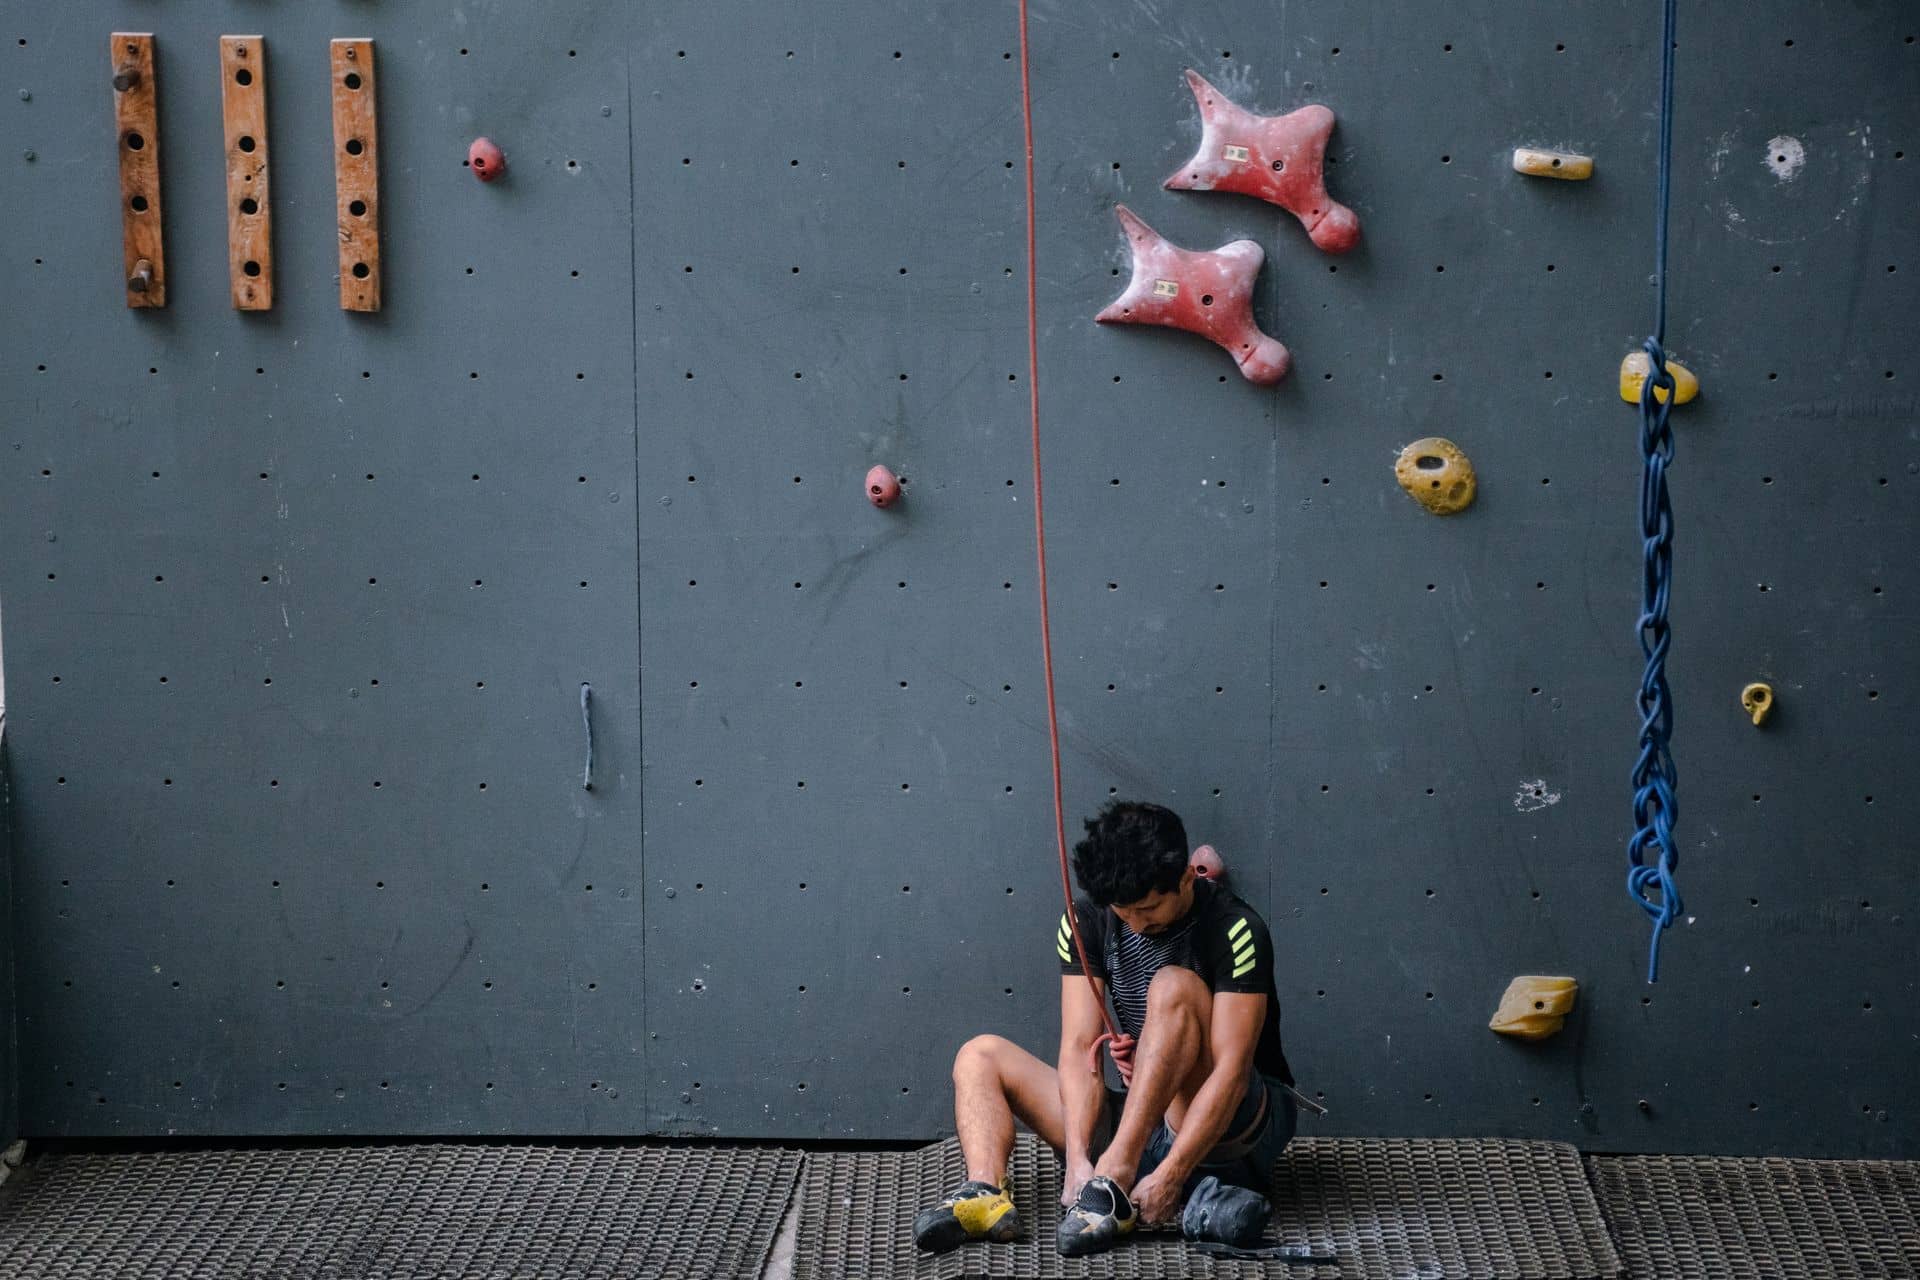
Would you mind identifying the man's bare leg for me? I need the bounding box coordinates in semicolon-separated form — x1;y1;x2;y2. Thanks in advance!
1092;967;1212;1192
952;1034;1067;1185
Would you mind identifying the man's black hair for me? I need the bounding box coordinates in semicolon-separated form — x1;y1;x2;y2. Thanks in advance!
1071;799;1190;907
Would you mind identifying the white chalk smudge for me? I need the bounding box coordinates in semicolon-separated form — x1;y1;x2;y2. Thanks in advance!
1514;779;1561;812
1765;135;1805;181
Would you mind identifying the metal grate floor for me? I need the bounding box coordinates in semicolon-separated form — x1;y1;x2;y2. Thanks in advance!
1588;1153;1920;1280
791;1132;1624;1279
2;1138;1913;1278
0;1140;801;1280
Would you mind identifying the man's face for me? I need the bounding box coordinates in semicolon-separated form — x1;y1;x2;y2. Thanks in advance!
1110;867;1196;936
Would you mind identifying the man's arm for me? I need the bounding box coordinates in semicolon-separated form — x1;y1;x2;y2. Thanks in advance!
1058;974;1107;1165
1147;990;1265;1185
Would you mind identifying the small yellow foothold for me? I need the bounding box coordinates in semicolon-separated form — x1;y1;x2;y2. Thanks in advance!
1489;976;1578;1040
1394;437;1476;515
1620;351;1699;405
1512;147;1594;180
1741;682;1774;727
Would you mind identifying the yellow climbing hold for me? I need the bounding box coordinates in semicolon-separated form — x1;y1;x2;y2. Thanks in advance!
1512;147;1594;180
1741;682;1775;727
1619;351;1699;405
1489;976;1579;1040
1394;437;1476;515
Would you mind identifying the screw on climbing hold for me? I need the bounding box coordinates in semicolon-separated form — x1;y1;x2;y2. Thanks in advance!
1393;438;1476;515
1095;204;1291;385
1489;976;1578;1039
1619;351;1698;405
468;136;504;182
127;257;155;293
866;464;901;508
1190;844;1226;881
1740;682;1774;726
1511;147;1593;180
1165;70;1360;254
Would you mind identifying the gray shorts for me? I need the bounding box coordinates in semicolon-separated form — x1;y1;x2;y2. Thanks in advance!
1085;1067;1297;1197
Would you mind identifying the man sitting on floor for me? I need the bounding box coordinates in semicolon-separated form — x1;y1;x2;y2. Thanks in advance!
913;799;1298;1257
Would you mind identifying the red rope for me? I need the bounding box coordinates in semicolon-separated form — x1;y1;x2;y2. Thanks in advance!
1017;0;1122;1076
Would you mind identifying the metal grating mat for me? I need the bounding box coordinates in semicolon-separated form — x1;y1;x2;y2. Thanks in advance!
791;1133;1623;1279
0;1141;802;1279
1587;1154;1920;1280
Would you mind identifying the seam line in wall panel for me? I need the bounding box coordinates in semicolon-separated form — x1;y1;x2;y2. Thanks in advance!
624;25;648;1130
1263;207;1281;925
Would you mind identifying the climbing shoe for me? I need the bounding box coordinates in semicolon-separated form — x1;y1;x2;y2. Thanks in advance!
1181;1174;1272;1248
1054;1174;1137;1257
911;1178;1020;1253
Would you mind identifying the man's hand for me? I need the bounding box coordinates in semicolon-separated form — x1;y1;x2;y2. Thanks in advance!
1130;1167;1184;1226
1108;1033;1136;1085
1060;1155;1096;1207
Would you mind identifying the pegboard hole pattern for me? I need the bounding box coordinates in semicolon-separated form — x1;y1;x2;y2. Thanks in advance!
5;10;1918;1149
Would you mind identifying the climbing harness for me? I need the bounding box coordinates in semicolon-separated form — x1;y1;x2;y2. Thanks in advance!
1625;0;1684;983
1015;0;1123;1068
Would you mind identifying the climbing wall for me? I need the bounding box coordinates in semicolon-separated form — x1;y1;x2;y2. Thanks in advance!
0;719;16;1153
0;0;1913;1156
0;2;646;1134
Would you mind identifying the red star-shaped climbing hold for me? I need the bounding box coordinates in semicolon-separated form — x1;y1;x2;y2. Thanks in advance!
1164;70;1360;255
1094;204;1291;385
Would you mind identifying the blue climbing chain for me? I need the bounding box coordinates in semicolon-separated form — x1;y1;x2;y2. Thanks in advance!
1625;0;1682;983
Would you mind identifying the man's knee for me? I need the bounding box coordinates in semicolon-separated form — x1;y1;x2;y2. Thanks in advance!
953;1033;1011;1084
1145;966;1208;1020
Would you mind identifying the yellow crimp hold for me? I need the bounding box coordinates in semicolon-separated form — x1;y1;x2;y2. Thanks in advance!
1394;437;1476;515
1489;976;1578;1040
1512;147;1594;180
1619;351;1699;405
1741;682;1775;727
952;1186;1015;1236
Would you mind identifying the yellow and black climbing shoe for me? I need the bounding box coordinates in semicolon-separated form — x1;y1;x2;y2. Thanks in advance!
1055;1174;1137;1257
911;1178;1020;1252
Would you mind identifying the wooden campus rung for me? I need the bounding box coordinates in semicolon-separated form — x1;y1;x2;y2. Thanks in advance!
220;35;271;310
329;38;380;312
111;32;164;308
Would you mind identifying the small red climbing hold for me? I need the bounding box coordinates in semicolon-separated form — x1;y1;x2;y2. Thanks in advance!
866;465;901;508
1095;204;1291;385
468;137;505;182
1191;844;1226;881
1165;70;1359;255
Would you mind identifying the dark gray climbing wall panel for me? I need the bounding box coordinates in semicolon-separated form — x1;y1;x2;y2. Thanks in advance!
1;720;17;1151
633;0;1917;1156
0;1;1913;1156
0;2;644;1133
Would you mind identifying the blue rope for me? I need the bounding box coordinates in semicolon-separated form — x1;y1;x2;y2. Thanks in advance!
1626;0;1682;983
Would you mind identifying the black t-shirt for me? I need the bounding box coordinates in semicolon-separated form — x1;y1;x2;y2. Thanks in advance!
1055;878;1293;1086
